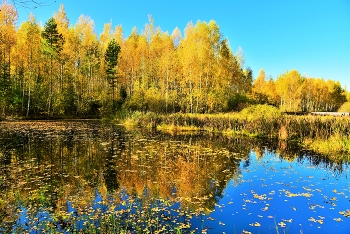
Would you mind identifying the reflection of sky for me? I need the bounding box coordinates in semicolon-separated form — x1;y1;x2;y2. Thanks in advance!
190;150;350;233
13;149;350;233
16;207;52;233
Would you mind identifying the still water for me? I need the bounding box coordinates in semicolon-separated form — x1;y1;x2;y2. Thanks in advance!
0;121;349;233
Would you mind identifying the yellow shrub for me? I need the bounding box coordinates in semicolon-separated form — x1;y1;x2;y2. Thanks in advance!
338;102;350;112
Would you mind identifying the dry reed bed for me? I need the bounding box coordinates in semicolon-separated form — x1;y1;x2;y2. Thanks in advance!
120;106;350;158
132;112;350;139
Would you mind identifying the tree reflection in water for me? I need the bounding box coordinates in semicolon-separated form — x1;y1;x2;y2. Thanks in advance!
0;121;347;233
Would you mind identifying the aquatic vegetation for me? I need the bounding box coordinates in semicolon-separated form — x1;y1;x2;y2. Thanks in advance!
7;193;199;233
303;132;350;161
156;123;201;133
116;107;350;160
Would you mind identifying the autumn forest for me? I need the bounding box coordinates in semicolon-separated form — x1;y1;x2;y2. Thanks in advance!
2;2;350;233
0;3;348;118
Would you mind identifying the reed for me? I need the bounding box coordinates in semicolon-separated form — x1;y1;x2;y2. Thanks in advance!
303;133;350;161
115;104;350;158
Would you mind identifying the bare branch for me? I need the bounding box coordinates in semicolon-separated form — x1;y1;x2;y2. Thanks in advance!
10;0;56;9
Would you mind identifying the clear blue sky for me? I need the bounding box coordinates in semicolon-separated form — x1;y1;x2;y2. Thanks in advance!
14;0;350;89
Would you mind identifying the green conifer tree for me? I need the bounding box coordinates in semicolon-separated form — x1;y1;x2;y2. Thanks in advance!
42;17;64;115
104;39;121;110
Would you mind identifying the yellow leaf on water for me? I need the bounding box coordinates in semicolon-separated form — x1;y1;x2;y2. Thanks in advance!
242;230;252;234
282;219;293;223
278;222;286;228
339;210;350;217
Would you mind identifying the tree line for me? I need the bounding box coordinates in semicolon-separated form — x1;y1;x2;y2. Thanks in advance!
252;69;347;112
0;2;348;118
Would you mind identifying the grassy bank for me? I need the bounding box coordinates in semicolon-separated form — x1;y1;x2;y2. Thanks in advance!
115;105;350;160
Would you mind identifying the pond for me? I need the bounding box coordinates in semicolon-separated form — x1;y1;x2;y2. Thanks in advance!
0;121;349;233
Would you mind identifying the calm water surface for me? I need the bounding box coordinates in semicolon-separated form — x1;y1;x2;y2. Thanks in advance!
0;121;349;233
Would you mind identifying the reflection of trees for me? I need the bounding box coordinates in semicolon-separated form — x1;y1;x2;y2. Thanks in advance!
111;131;255;212
104;126;124;193
0;121;348;228
0;122;245;217
119;138;242;211
273;139;346;172
0;122;111;222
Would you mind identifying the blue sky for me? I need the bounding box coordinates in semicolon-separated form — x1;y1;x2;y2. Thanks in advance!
15;0;350;89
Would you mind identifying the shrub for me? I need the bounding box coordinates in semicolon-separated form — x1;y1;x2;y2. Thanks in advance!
338;102;350;112
226;94;250;111
240;104;283;121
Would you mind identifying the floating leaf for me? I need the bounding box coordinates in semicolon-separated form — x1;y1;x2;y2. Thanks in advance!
339;210;350;217
282;218;293;223
253;222;261;227
278;222;286;228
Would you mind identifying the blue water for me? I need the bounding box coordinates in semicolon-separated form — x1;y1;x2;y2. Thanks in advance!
12;150;350;233
193;150;350;233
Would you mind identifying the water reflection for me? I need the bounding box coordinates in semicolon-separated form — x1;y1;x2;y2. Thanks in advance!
0;121;348;233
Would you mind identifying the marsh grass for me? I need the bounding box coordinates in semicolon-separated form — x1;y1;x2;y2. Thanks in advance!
303;133;350;161
115;105;350;159
156;123;200;132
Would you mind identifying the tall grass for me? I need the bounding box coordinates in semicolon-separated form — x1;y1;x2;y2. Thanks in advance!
114;104;350;159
